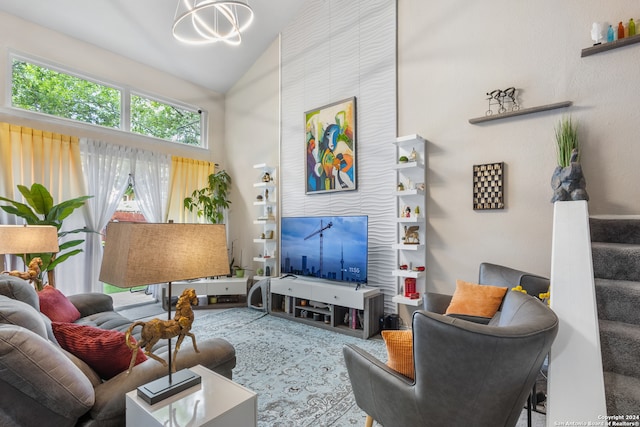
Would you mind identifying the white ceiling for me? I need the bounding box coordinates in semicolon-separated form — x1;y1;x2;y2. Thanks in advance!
0;0;310;93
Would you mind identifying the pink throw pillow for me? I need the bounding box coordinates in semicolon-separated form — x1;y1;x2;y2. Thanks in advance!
38;285;81;323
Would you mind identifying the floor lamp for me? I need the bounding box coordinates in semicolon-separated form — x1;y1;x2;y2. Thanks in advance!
99;222;229;404
0;225;59;287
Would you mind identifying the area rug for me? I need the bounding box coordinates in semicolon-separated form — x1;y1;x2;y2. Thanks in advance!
190;308;544;427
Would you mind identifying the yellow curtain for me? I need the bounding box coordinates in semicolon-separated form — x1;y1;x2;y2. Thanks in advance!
167;156;216;223
0;122;86;293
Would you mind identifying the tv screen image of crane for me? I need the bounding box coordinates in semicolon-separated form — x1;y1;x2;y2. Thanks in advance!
281;215;368;284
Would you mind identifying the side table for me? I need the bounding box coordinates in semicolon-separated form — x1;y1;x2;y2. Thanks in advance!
126;365;257;427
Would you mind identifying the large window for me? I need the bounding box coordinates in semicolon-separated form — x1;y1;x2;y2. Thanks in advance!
10;56;205;147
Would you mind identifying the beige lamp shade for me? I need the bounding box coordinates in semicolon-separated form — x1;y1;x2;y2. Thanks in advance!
99;222;230;288
0;225;60;255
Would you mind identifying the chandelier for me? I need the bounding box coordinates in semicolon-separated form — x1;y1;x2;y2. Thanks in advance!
172;0;254;46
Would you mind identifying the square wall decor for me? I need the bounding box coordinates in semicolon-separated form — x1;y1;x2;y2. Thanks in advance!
473;162;504;210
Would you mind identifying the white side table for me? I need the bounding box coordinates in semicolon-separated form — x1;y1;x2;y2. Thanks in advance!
126;365;257;427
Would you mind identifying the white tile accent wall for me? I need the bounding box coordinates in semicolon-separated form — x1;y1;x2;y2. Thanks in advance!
281;0;398;312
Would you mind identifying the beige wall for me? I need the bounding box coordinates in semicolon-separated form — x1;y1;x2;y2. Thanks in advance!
0;11;225;162
397;0;640;294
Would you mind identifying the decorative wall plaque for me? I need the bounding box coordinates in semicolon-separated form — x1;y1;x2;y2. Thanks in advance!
473;162;504;210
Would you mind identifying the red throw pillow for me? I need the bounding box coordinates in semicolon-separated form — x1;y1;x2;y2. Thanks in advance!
52;322;147;380
38;285;81;323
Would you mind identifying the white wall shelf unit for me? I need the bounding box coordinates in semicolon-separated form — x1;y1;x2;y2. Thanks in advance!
392;134;426;308
252;164;278;280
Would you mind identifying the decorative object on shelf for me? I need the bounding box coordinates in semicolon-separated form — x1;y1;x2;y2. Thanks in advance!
404;277;416;297
473;162;505;210
265;266;271;276
398;155;408;163
607;24;615;42
630;18;636;36
403;226;420;244
397;182;405;191
256;194;263;201
591;22;606;45
485;87;519;116
262;172;272;182
257;267;264;276
99;222;229;404
183;169;232;224
305;97;356;194
172;0;254;46
409;148;418;162
550;117;589;202
0;183;92;289
618;21;625;39
124;288;199;373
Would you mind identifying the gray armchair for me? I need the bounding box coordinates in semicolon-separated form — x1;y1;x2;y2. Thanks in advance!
343;288;558;427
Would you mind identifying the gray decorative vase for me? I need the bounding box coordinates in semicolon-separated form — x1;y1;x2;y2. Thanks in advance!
550;149;589;202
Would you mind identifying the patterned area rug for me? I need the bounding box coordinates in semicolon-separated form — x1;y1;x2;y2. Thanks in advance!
191;308;544;427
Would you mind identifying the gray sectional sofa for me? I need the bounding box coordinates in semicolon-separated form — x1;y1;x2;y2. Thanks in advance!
0;275;236;427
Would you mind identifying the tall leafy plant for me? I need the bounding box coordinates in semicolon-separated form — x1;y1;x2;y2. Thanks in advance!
0;183;92;289
183;170;232;224
555;116;579;168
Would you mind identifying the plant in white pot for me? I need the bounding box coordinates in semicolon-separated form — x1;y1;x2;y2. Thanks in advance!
550;116;589;203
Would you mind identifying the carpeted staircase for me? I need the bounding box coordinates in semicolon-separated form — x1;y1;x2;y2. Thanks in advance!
590;217;640;414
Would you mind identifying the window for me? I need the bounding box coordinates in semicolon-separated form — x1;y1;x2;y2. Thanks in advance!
11;59;121;128
131;94;202;145
10;56;205;147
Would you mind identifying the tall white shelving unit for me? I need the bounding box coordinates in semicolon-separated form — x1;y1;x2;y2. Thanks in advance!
391;134;426;307
252;164;278;280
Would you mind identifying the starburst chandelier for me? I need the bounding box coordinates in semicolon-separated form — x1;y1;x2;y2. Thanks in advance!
172;0;254;46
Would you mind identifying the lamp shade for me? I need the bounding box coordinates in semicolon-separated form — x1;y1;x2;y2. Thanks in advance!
99;222;230;288
0;225;59;255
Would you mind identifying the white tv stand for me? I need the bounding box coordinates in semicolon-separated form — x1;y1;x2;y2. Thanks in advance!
269;276;383;339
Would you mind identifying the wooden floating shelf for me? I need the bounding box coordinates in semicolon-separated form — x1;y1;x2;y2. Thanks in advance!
581;34;640;57
469;101;573;124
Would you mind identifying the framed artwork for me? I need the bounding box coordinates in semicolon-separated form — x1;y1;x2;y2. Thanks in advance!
473;162;504;210
304;97;357;194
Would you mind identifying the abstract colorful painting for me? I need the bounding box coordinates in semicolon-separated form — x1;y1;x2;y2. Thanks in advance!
305;97;357;194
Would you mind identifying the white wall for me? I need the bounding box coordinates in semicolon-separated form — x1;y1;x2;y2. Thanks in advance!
229;0;640;318
225;38;281;271
398;0;640;294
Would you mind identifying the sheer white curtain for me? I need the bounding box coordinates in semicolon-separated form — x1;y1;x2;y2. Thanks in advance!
80;138;133;292
133;150;171;223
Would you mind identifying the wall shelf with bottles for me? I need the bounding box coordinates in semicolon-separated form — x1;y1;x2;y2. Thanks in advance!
391;134;427;308
252;164;278;280
581;33;640;57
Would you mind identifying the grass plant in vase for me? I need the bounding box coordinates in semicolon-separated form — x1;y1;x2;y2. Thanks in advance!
551;116;589;202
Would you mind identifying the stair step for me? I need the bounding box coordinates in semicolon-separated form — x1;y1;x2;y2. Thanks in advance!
595;279;640;325
599;319;640;379
590;217;640;244
603;371;640;416
592;242;640;282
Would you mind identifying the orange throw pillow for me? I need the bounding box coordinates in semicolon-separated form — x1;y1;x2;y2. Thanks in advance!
445;280;508;319
38;285;81;323
52;322;146;379
381;330;414;379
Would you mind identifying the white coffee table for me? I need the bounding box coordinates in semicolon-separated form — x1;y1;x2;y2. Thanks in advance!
126;365;257;427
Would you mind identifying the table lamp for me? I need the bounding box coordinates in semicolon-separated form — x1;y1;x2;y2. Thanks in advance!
0;225;60;287
99;222;229;404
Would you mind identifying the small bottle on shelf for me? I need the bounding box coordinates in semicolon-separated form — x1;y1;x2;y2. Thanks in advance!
618;21;625;39
607;25;614;42
629;18;636;37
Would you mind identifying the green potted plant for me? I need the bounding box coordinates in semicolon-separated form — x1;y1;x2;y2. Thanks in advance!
183;169;232;224
0;183;92;289
550;116;589;202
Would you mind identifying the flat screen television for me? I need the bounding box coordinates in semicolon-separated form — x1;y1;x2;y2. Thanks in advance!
280;215;368;284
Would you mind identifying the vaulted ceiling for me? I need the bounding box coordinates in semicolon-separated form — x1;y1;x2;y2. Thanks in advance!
0;0;310;93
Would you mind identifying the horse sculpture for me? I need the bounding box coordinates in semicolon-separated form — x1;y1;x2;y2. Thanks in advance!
125;288;200;373
2;257;43;290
